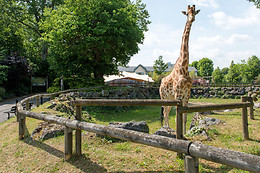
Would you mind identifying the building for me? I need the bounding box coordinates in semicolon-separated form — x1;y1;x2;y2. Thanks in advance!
118;63;198;76
104;71;154;86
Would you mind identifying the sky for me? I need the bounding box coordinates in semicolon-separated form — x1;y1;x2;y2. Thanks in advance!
128;0;260;69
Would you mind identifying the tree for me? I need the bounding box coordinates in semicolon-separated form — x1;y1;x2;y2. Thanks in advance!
153;56;168;75
212;67;223;83
221;67;229;76
245;55;260;82
0;0;64;59
226;60;240;83
191;61;198;70
0;65;8;85
197;58;214;77
42;0;150;83
248;0;260;8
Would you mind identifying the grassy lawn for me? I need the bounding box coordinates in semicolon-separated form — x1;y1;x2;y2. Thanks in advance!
0;98;259;172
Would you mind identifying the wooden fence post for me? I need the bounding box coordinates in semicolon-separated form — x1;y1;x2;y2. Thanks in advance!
64;127;73;160
36;96;40;107
16;100;19;122
75;105;82;156
247;97;254;120
26;100;29;110
176;101;183;158
19;114;26;140
40;96;43;105
183;113;187;135
185;155;199;173
241;96;249;140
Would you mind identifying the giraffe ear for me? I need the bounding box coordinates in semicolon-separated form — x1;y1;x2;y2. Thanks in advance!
195;10;200;15
182;11;187;15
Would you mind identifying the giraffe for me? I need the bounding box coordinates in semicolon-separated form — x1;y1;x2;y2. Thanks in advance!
159;5;200;130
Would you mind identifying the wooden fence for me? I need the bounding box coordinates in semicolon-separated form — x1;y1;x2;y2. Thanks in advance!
16;89;259;172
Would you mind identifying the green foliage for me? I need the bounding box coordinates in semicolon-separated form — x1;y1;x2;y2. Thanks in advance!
197;58;214;77
190;60;199;73
212;67;223;83
47;86;60;93
153;56;168;75
245;55;260;82
225;56;260;83
0;65;9;85
185;126;206;137
248;0;260;8
0;87;5;101
41;0;150;82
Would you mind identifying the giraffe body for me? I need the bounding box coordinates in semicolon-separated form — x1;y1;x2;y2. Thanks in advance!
159;5;200;128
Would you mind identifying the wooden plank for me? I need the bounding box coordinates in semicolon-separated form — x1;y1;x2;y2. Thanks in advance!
178;102;253;113
36;96;39;107
247;97;254;119
64;127;73;160
189;143;260;172
241;97;249;140
185;155;199;173
75;105;82;156
19;115;26;140
72;99;181;106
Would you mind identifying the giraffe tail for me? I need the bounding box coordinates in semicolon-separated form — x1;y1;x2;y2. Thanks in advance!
160;106;164;126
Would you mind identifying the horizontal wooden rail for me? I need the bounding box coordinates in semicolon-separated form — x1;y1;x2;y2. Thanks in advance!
178;102;253;113
18;110;260;172
72;99;181;106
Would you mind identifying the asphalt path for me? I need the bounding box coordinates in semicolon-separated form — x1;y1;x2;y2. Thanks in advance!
0;94;49;123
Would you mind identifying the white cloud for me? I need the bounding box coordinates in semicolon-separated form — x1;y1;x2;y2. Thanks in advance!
152;48;179;62
144;24;182;47
197;34;251;46
189;0;219;9
209;6;260;29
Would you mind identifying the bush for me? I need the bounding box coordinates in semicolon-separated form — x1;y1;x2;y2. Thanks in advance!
198;95;203;99
0;87;5;98
47;86;60;93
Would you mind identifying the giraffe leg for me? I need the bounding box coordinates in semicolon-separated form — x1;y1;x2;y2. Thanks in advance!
163;106;172;127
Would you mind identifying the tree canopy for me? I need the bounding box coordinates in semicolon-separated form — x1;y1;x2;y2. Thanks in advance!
248;0;260;8
197;58;214;77
41;0;150;83
212;56;260;84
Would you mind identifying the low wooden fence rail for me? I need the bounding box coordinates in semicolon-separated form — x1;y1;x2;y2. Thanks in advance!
16;88;259;172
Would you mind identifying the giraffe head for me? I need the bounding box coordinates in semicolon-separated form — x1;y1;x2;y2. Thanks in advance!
182;5;200;23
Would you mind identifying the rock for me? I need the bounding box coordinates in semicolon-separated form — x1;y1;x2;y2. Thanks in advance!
31;121;66;140
199;117;225;126
109;121;149;133
101;90;109;97
153;127;176;138
96;121;150;141
47;102;56;109
223;109;234;112
254;103;260;109
230;90;238;95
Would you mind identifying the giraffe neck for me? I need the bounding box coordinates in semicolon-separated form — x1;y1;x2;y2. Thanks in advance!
174;21;192;76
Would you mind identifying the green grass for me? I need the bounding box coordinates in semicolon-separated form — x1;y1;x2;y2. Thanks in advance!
0;98;259;172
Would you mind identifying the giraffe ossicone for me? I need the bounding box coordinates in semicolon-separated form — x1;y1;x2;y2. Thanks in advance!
159;5;200;129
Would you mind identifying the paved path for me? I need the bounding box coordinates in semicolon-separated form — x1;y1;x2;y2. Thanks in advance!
0;93;48;123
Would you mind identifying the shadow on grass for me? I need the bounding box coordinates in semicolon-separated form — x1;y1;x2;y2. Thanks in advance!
199;163;233;172
22;124;180;173
22;137;184;173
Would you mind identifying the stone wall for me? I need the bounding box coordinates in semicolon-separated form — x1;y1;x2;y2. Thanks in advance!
67;85;259;100
191;86;259;99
